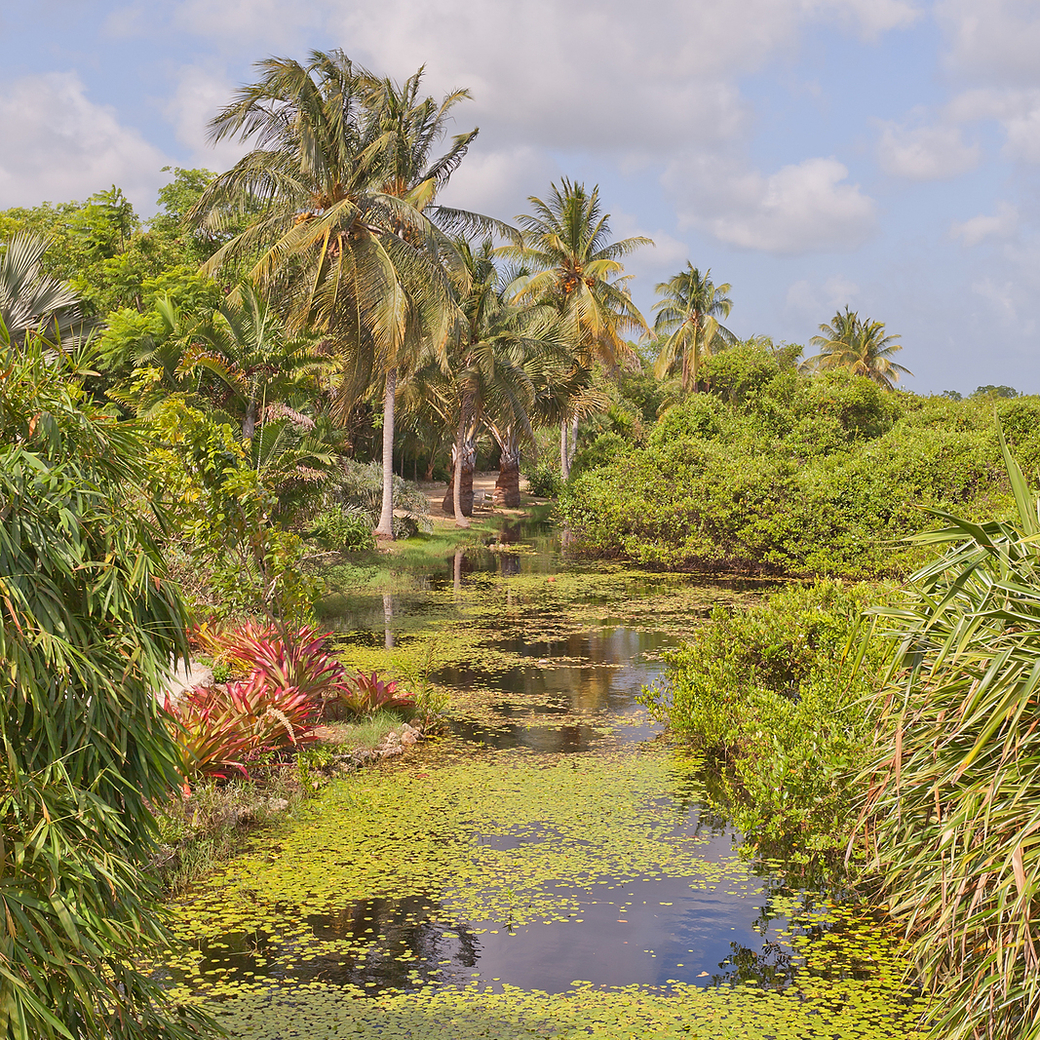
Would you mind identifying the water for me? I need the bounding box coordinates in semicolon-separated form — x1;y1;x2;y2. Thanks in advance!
161;542;924;1038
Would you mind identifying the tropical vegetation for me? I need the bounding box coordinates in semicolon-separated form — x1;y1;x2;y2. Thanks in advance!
7;37;1040;1040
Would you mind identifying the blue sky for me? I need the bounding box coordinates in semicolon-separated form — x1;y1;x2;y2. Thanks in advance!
2;0;1039;394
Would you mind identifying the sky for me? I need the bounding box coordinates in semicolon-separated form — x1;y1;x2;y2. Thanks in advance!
1;0;1039;395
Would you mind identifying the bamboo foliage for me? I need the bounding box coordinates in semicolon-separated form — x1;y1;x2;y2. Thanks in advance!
0;325;208;1039
860;428;1040;1040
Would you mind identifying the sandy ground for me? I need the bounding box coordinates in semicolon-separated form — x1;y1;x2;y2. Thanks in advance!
417;470;529;520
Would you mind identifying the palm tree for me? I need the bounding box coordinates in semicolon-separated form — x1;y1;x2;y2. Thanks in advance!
189;52;495;537
652;264;734;393
800;307;912;389
500;180;650;478
0;232;84;345
182;281;324;440
444;240;566;524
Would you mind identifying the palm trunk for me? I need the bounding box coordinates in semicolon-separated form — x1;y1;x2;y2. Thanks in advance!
494;429;522;508
441;439;475;517
243;396;258;440
560;418;570;480
690;320;700;394
452;400;471;529
567;414;579;473
375;367;396;539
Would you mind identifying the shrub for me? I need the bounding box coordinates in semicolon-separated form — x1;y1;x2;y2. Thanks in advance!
309;503;375;551
525;460;564;498
0;332;209;1039
212;623;349;701
643;580;887;860
562;384;1018;578
330;459;431;532
570;432;628;479
331;672;416;717
162;688;252;793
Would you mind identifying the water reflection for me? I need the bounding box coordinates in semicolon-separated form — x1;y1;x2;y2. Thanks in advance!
183;821;829;995
205;542;849;1003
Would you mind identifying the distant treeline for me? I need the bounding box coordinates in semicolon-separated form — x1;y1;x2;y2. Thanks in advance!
562;341;1037;577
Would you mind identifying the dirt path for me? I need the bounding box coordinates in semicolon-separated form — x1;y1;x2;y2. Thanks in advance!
417;471;525;518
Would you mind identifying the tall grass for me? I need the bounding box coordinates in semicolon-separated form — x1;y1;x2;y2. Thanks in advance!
861;431;1040;1040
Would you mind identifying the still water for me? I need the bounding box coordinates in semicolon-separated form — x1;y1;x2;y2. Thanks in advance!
160;532;923;1038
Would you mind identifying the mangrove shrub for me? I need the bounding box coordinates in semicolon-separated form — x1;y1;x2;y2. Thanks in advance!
644;580;886;860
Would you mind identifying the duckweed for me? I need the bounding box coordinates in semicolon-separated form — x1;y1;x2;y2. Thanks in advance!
158;564;929;1038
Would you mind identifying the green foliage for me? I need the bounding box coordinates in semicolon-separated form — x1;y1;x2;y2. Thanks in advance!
0;331;209;1039
643;580;885;860
524;459;564;497
859;436;1040;1040
331;459;430;531
569;431;627;479
309;504;375;552
145;399;318;622
563;346;1027;578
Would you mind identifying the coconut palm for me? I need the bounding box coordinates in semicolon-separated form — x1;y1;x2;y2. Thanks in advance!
500;180;650;478
0;232;84;345
445;240;568;524
652;264;734;393
800;307;911;389
189;51;498;537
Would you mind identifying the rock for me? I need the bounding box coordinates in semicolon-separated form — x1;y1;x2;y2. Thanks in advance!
160;657;213;707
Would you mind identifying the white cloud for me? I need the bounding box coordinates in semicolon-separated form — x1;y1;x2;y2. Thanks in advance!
936;0;1040;87
166;0;919;155
876;119;980;179
436;145;559;224
172;0;320;48
971;276;1019;325
0;72;169;210
951;202;1019;247
944;88;1040;163
815;0;922;40
667;154;877;254
165;65;250;171
786;274;859;318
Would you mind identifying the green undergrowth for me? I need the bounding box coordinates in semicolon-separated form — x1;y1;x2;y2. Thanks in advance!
643;580;891;878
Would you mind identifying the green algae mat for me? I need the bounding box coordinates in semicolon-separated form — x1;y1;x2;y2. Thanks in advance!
160;563;930;1038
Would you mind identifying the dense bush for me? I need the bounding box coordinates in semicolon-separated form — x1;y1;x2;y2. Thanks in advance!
308;504;375;551
562;349;1028;578
643;580;887;861
0;333;209;1039
524;459;564;498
